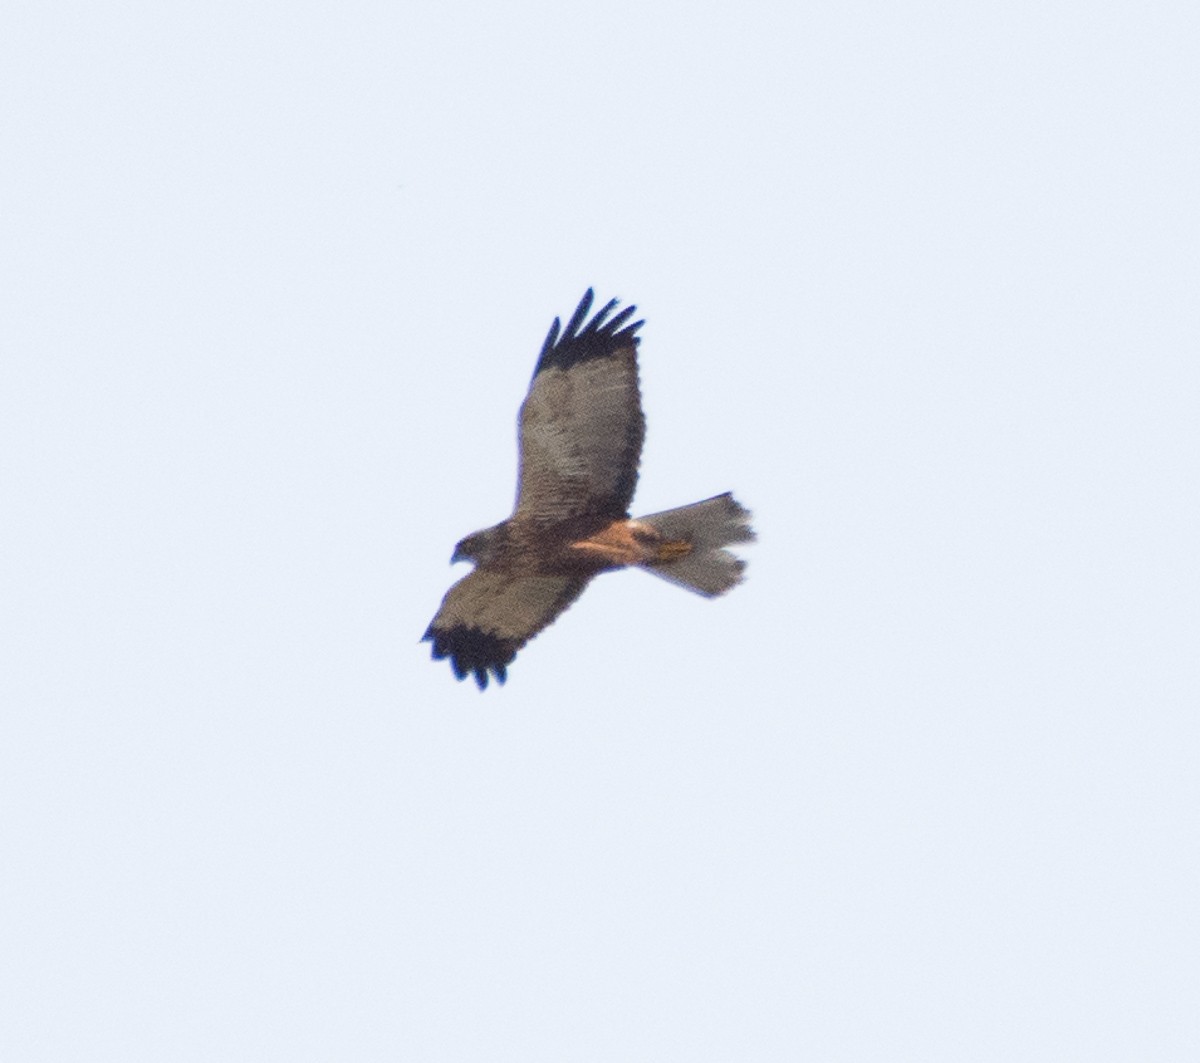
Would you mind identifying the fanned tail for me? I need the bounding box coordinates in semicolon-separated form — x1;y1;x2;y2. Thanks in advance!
635;493;755;597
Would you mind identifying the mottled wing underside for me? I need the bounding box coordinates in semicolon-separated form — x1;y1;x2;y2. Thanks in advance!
422;569;591;689
515;289;645;523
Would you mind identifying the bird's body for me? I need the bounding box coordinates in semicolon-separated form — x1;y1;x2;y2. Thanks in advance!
423;290;753;688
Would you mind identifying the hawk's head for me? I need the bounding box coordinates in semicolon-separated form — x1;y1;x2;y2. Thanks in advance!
451;525;504;566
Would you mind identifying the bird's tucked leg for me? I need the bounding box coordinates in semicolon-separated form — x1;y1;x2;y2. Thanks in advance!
650;538;693;562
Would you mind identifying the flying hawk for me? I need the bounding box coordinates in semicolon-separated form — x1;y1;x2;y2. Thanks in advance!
423;290;754;689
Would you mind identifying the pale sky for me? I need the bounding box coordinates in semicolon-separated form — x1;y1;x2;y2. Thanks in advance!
3;1;1198;1059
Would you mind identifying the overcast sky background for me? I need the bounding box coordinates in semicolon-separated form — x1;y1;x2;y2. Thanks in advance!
3;1;1198;1059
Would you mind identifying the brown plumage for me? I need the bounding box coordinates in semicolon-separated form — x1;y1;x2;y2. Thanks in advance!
423;290;754;689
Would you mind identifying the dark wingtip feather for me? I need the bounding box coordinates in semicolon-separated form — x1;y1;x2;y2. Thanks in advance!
539;317;562;360
424;624;515;691
605;304;638;335
561;288;594;341
585;297;620;332
533;289;643;376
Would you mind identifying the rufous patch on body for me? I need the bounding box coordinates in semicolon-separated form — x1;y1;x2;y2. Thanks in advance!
569;519;692;566
569;519;657;565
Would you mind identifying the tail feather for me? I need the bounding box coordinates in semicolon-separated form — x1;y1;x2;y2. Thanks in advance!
635;492;755;597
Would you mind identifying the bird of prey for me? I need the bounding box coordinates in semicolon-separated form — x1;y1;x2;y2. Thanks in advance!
422;289;754;689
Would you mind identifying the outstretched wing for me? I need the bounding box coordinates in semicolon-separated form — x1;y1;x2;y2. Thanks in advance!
422;570;591;689
515;289;645;523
